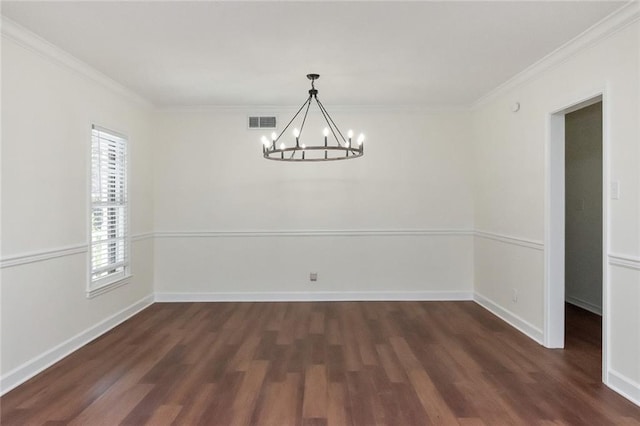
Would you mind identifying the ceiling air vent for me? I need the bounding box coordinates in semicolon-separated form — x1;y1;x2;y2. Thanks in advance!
248;115;277;129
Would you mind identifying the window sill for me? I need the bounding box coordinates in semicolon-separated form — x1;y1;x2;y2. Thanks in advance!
86;274;132;299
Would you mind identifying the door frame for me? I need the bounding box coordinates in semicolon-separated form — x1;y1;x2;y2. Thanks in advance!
545;89;608;383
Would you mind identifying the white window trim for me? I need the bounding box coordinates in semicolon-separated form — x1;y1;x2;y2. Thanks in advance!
87;274;131;299
87;124;132;298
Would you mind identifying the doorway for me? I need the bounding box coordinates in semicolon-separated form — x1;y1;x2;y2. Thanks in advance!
564;102;603;376
565;102;603;316
546;93;608;382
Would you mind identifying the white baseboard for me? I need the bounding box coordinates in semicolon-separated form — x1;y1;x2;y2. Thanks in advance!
154;290;473;303
473;292;544;344
566;296;602;316
608;369;640;406
0;294;154;396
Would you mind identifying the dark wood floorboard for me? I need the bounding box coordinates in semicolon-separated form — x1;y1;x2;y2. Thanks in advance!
1;301;639;425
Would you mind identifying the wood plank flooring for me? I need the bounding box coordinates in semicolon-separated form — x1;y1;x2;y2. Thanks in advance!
2;301;639;425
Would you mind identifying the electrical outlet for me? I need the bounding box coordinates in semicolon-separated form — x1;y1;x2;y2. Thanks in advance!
310;272;318;282
512;289;518;303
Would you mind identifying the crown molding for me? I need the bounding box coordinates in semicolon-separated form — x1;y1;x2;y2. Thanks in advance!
471;1;640;110
156;104;471;114
1;16;153;109
3;2;637;114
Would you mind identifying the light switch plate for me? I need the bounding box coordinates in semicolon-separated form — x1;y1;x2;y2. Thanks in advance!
611;181;620;200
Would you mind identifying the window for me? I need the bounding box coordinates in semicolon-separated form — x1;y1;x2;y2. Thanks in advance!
90;125;129;295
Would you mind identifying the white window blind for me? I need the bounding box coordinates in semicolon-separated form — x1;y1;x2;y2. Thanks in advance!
90;125;128;287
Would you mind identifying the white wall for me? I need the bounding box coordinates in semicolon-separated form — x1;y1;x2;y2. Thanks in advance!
472;20;640;401
0;33;154;392
565;102;603;314
153;109;475;299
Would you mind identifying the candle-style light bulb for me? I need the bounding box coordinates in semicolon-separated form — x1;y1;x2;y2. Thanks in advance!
293;128;300;148
280;142;286;150
301;144;306;149
271;132;277;141
323;127;329;137
261;136;269;146
357;133;365;145
347;130;354;139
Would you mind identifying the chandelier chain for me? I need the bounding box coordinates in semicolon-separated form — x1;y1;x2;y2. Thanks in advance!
298;97;313;143
273;96;311;145
317;98;348;145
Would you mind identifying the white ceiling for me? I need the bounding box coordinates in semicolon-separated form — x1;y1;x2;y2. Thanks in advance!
2;1;627;107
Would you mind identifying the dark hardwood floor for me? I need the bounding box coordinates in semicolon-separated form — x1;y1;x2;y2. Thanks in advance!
1;301;639;425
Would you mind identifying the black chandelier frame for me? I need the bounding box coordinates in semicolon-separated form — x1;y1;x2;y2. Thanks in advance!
262;74;364;162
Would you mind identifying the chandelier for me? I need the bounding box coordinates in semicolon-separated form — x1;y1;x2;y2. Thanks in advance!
261;74;365;162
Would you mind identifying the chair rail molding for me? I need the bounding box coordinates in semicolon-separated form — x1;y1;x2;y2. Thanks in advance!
1;233;154;269
0;244;88;269
153;229;474;238
474;230;544;251
608;254;640;271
